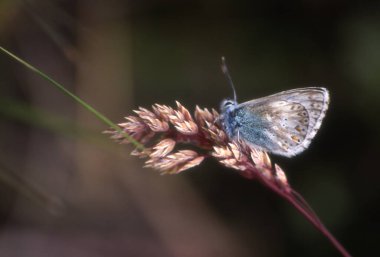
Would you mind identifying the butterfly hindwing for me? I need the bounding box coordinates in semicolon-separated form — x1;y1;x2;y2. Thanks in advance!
233;87;329;157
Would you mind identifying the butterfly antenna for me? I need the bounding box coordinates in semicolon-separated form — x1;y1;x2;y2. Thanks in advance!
221;56;237;102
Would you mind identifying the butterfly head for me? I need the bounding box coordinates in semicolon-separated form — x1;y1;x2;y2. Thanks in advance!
220;98;237;114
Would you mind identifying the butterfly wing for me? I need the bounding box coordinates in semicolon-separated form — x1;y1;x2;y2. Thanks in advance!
234;87;329;157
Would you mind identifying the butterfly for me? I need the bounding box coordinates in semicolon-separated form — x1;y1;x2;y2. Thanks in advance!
219;58;330;157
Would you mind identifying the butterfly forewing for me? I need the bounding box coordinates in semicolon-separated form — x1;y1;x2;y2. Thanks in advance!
236;87;329;157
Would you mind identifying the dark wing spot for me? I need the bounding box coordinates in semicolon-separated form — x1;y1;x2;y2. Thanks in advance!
291;135;299;142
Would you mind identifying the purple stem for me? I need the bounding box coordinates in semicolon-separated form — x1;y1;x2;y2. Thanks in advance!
253;170;352;257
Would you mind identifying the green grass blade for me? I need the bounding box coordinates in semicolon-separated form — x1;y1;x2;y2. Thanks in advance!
0;46;144;150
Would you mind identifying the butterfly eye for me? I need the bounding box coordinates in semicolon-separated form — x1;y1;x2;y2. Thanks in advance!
220;99;236;111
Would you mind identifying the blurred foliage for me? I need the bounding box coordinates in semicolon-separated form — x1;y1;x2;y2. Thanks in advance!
0;1;379;257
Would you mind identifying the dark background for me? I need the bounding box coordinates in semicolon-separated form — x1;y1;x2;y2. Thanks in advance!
0;1;379;256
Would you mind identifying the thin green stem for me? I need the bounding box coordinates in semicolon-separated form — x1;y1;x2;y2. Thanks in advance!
0;46;144;150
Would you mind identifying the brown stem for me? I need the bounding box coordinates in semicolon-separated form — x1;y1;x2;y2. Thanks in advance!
254;170;352;257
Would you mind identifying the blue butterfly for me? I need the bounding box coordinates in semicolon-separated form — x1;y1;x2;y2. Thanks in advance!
219;58;329;157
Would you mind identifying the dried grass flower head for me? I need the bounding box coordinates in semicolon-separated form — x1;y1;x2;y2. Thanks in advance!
105;101;289;190
104;101;352;257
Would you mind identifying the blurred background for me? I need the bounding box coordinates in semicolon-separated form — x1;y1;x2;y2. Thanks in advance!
0;0;379;256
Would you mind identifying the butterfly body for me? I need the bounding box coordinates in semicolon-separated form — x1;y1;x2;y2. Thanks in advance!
219;87;330;157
